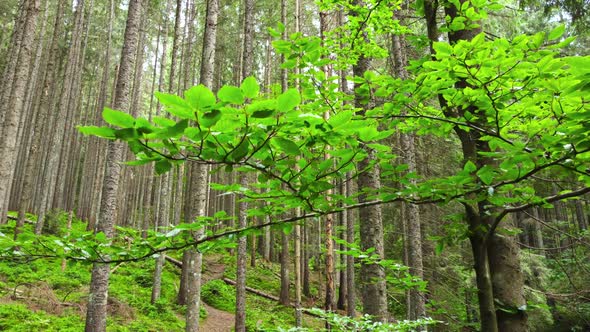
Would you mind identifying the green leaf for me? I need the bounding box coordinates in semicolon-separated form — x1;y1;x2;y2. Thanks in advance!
358;127;379;141
433;42;453;56
241;76;260;99
463;160;477;173
185;84;216;111
155;159;172;175
547;25;565;41
476;165;495;185
487;2;504;10
273;137;300;155
155;92;193;119
201;109;222;127
272;40;292;53
471;0;485;7
218;85;244;104
114;128;139;140
78;126;115;139
251;109;275;118
153;116;175;127
95;232;107;243
163;119;188;138
282;223;294;235
277;89;301;112
373;129;395;141
103;107;135;127
124;158;154;166
281;59;297;69
328;110;353;128
229;139;250;162
435;241;444;255
268;27;281;38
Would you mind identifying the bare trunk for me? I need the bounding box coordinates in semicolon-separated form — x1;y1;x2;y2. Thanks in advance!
0;0;40;223
346;174;356;317
235;176;248;332
294;211;302;326
280;231;290;305
84;0;143;330
352;32;388;320
235;0;254;330
184;2;218;329
488;219;527;331
337;182;347;310
13;0;51;238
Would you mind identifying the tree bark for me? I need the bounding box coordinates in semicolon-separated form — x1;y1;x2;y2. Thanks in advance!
351;3;388;317
279;231;290;305
391;30;426;320
0;0;40;223
13;0;51;238
84;0;143;330
183;2;218;330
235;0;254;330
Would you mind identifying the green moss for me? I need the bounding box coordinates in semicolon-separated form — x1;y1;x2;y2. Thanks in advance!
0;304;84;332
202;279;236;312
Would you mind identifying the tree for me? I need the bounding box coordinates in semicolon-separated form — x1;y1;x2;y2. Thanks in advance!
84;0;144;330
350;0;389;321
235;1;255;331
184;1;218;331
0;0;40;224
56;1;590;331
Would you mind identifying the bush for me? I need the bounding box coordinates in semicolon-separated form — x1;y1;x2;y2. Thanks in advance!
41;210;69;236
201;279;235;312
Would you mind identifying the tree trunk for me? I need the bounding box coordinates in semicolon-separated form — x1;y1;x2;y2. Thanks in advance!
392;30;425;319
346;174;356;317
319;11;335;322
351;11;388;317
469;227;498;332
84;0;143;330
280;231;290;305
235;176;248;332
337;180;347;310
183;1;218;330
43;0;86;218
235;0;254;330
294;211;302;326
13;0;51;238
421;1;528;330
488;220;527;331
0;0;40;223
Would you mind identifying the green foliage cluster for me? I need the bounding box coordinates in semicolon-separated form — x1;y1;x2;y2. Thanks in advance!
277;308;438;332
201;279;235;312
0;219;186;331
0;304;84;332
42;210;69;236
2;0;589;330
204;259;324;331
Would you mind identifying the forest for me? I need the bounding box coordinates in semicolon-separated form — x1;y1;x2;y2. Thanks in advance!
0;0;589;330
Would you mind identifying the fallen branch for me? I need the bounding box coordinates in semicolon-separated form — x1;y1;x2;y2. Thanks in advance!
222;278;321;318
222;277;280;302
160;260;323;318
7;215;35;224
165;255;182;268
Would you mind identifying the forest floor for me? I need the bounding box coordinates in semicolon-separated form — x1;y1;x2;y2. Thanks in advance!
200;254;235;331
0;216;325;331
200;303;235;332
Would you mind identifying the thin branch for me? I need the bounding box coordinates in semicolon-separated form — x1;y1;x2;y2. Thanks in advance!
488;186;590;239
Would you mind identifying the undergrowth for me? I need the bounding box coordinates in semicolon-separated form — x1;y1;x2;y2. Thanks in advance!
0;213;323;331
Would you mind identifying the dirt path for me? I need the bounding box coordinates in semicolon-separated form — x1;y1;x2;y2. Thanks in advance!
200;303;235;332
200;254;235;331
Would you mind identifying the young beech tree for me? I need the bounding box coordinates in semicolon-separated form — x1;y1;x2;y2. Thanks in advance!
70;1;589;331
